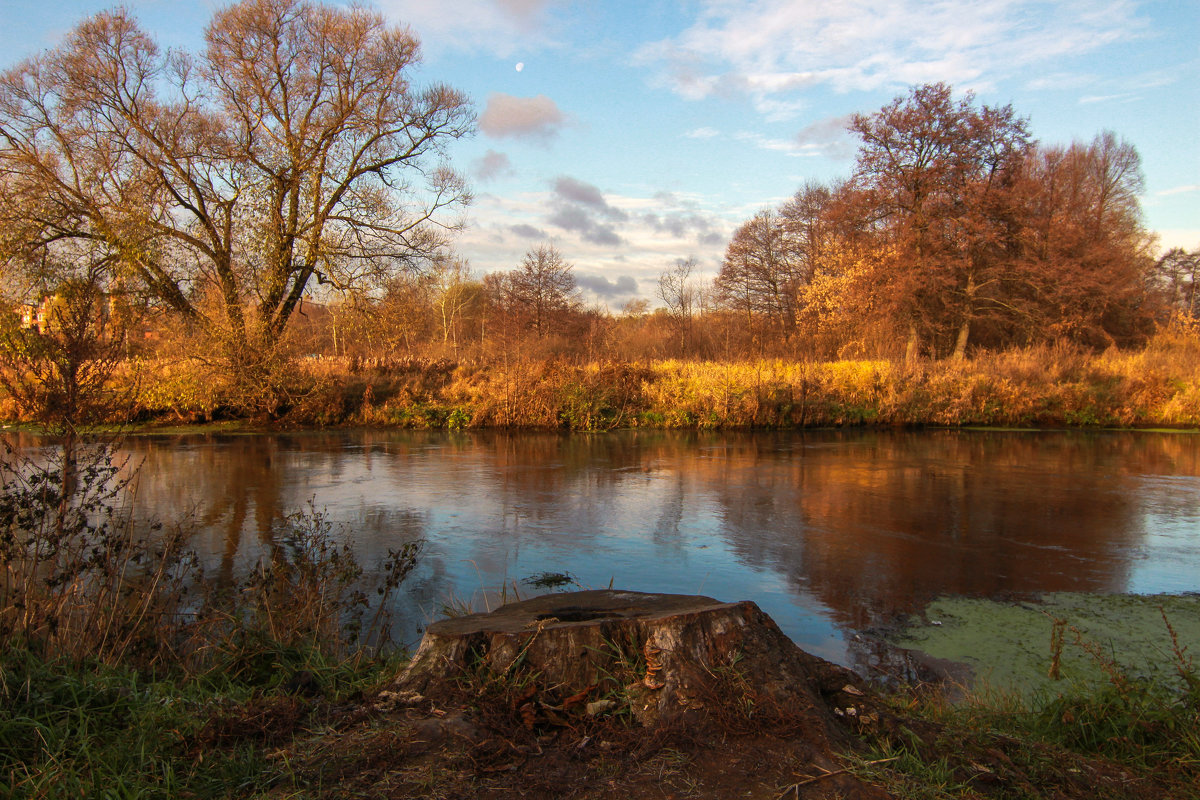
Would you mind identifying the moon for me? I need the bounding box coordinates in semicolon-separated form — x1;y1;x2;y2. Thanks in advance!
515;62;524;72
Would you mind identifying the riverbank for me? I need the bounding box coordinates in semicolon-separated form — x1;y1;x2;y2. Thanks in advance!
4;592;1196;798
12;335;1194;432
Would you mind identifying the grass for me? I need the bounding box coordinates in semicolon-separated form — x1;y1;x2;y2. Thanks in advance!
87;322;1200;431
0;644;403;799
0;439;418;798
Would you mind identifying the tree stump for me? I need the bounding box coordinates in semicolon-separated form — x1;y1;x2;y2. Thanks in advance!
393;590;880;744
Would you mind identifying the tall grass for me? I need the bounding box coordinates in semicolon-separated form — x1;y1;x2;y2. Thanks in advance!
105;322;1200;430
0;440;420;797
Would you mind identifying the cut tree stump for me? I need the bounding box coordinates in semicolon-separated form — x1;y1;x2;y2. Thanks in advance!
392;589;884;744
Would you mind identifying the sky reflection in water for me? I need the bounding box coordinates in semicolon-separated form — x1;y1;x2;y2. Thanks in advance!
111;429;1200;667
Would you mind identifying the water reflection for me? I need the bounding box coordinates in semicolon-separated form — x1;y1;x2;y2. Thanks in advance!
47;428;1200;665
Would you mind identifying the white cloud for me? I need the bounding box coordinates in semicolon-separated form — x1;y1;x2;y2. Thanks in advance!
479;93;568;142
1157;185;1200;198
793;114;855;159
375;0;558;57
638;0;1145;105
1079;92;1138;104
685;126;721;139
734;131;808;156
456;188;738;295
1154;229;1200;252
1024;72;1098;91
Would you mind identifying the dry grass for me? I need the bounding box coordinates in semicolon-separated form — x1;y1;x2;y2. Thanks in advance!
33;321;1200;431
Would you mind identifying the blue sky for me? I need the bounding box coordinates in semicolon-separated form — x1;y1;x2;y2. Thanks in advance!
2;0;1197;307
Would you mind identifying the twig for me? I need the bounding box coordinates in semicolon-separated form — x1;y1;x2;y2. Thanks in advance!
776;756;900;798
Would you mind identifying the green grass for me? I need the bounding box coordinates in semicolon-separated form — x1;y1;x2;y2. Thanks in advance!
0;646;400;799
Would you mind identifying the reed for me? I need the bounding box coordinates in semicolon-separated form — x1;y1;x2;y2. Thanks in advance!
20;321;1198;430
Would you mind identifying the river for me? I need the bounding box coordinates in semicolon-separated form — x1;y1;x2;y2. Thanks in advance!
44;428;1200;668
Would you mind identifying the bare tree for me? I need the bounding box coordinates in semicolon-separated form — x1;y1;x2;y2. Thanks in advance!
779;181;850;292
1155;247;1200;320
0;0;472;390
715;210;799;338
504;244;580;337
657;257;699;352
429;255;480;353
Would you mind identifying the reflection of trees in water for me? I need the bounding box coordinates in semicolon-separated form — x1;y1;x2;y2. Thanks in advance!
693;431;1146;632
123;433;445;644
381;431;665;553
112;429;1193;652
127;436;292;585
351;507;436;648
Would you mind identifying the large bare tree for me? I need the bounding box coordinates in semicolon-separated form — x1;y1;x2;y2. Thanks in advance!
0;0;472;373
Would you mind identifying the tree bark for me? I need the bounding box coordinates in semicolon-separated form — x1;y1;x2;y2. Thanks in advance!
905;324;921;365
951;276;976;361
951;319;970;361
393;590;883;742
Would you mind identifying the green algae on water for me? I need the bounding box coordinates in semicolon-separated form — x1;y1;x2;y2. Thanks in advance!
890;593;1200;700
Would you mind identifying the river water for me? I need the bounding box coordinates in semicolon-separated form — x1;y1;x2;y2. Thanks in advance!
63;428;1200;667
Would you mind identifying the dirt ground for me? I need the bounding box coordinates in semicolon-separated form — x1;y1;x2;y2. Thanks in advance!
255;676;1180;800
247;592;1196;799
275;704;890;800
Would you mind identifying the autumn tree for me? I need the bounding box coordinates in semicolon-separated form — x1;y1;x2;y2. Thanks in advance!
0;0;472;402
715;210;801;339
1155;246;1199;320
789;183;895;357
1015;133;1158;345
0;267;131;435
0;263;136;514
850;82;1032;360
779;181;839;289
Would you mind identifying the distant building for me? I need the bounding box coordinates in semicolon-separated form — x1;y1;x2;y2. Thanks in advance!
18;297;55;335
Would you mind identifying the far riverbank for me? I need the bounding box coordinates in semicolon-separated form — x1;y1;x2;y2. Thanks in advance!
12;339;1194;432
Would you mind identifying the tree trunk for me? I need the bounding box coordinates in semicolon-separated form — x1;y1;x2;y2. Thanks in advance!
904;324;921;365
951;276;976;361
951;319;970;361
393;590;884;740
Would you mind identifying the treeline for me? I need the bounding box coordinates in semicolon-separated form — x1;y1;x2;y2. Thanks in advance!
699;83;1194;361
302;83;1197;368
